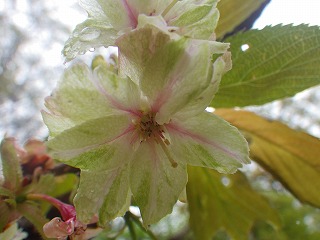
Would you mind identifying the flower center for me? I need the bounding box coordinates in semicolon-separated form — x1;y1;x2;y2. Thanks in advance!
137;113;177;168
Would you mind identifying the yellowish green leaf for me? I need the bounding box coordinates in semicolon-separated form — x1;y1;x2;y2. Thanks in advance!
215;109;320;207
187;166;280;240
215;0;267;38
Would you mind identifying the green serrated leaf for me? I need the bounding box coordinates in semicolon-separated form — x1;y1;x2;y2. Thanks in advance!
187;166;281;240
215;0;267;38
213;24;320;107
216;109;320;208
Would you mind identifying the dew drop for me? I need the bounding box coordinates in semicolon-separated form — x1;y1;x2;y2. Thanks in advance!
79;27;101;42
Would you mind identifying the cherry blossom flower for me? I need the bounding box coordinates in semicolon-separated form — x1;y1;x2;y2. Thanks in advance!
63;0;220;61
44;27;250;225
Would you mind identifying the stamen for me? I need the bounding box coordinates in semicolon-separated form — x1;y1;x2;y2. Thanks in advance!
164;138;170;145
158;138;178;168
162;0;180;18
136;112;177;167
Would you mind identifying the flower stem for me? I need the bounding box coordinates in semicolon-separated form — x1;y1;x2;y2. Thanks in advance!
26;193;75;221
124;211;137;240
127;212;158;240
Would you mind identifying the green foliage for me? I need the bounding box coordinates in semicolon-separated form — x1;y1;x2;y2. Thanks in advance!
273;195;320;240
213;25;320;107
187;167;280;240
216;109;320;208
215;0;267;38
252;192;320;240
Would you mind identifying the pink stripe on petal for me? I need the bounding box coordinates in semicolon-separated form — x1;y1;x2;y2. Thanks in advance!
121;0;138;28
167;123;241;161
151;78;175;113
110;124;136;143
151;53;190;113
91;71;141;117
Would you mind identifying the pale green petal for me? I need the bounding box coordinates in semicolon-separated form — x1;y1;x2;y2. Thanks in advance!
93;65;142;114
137;15;170;34
141;39;213;124
167;0;218;18
95;0;135;29
79;0;107;18
130;142;187;226
174;51;231;119
62;19;117;62
128;0;170;15
42;112;74;138
55;139;131;171
167;0;219;39
74;166;130;223
98;166;131;225
47;115;132;162
63;0;118;61
168;112;250;173
43;64;112;136
117;26;171;84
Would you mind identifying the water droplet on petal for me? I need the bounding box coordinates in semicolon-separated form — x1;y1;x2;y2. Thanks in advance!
79;27;101;42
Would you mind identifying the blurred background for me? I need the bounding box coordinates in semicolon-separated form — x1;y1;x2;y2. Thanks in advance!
0;0;319;142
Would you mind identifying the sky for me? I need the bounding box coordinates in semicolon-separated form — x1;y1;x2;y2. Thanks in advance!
254;0;320;28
